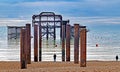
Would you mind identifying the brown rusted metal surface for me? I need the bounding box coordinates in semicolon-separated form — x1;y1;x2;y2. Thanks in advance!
62;23;65;62
20;28;27;69
26;24;31;64
74;24;79;64
66;24;71;61
80;28;87;67
34;24;38;62
39;23;42;61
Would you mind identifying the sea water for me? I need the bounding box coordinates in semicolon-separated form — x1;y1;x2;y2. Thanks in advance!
0;25;120;61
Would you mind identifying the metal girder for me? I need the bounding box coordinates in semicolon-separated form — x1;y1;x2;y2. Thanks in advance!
32;12;69;40
32;12;62;40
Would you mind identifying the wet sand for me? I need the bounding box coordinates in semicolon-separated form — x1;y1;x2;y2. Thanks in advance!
0;61;120;72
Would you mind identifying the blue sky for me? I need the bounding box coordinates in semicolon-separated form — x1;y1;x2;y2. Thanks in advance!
1;0;120;61
0;0;120;26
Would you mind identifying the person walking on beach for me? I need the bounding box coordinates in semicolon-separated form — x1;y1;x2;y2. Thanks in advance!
53;54;57;62
116;55;118;61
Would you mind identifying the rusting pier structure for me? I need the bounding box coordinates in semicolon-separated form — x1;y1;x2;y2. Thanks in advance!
34;24;38;62
66;24;71;61
7;26;25;40
20;28;27;69
20;24;31;69
20;12;87;69
74;24;80;64
80;27;87;67
32;12;69;61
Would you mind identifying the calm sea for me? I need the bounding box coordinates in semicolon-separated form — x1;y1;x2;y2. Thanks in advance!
0;25;120;61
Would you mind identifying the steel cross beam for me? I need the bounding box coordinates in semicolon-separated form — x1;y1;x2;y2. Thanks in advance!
32;12;63;41
32;12;69;62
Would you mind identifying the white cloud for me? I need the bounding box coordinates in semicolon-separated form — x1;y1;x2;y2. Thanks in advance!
13;1;80;8
9;0;120;17
12;0;120;8
0;18;31;26
65;16;120;25
0;0;120;18
0;16;120;26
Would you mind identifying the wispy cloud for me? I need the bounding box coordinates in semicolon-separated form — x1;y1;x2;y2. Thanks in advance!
14;1;80;7
0;0;120;26
0;18;30;26
12;0;120;9
66;16;120;25
11;0;120;16
0;0;120;18
0;16;120;26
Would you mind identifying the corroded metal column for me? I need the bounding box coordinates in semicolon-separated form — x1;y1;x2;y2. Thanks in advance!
20;28;27;69
74;24;79;64
66;24;71;61
53;16;56;45
39;22;42;61
80;27;87;67
62;23;65;61
34;24;38;62
26;24;31;64
46;23;49;40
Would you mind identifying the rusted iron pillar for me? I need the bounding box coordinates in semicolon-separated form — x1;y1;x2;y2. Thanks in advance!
20;28;27;69
80;27;87;67
34;24;38;62
46;24;49;40
53;16;56;45
39;22;42;61
62;23;65;61
74;24;79;64
66;24;71;61
26;24;31;64
60;17;62;42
